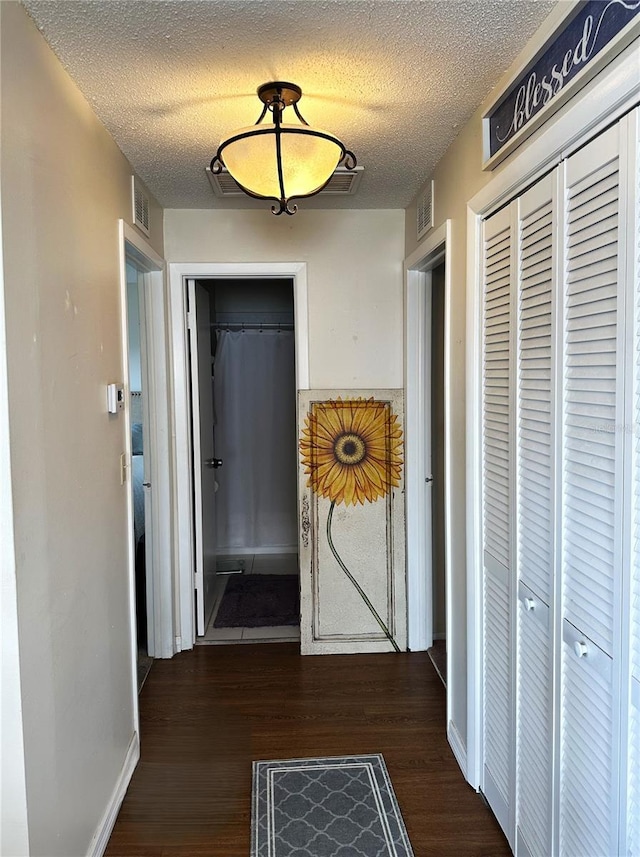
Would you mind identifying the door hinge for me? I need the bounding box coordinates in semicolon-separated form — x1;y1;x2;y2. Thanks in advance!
187;309;195;330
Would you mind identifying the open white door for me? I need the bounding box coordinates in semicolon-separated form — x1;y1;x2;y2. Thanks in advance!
134;267;155;653
187;279;219;636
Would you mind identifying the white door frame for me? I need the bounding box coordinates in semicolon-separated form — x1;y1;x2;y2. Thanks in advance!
404;221;454;711
168;261;309;649
465;42;640;791
118;221;174;686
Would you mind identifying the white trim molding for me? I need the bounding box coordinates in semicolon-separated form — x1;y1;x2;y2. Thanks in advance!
167;261;309;649
87;732;139;857
465;206;485;792
404;220;455;732
448;719;468;780
118;222;171;744
404;222;450;652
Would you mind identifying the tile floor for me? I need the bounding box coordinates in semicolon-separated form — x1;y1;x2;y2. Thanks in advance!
197;552;301;646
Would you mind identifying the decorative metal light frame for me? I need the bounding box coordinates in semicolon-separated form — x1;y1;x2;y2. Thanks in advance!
210;81;357;216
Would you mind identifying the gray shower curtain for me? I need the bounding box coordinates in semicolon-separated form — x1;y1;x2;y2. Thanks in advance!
213;329;298;552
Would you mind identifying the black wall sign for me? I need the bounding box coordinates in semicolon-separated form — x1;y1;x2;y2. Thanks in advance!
488;0;640;159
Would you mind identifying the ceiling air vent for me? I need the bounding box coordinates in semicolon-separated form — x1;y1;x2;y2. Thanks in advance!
416;180;434;241
132;175;150;236
206;165;364;198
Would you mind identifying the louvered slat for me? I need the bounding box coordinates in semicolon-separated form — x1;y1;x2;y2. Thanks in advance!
517;589;552;857
560;628;614;857
563;143;620;656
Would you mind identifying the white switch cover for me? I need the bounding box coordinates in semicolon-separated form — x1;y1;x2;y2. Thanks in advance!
107;383;125;414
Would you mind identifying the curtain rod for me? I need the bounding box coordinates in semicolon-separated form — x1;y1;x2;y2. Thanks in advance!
210;322;294;331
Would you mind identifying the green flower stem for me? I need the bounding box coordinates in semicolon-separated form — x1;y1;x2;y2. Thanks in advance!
326;500;401;653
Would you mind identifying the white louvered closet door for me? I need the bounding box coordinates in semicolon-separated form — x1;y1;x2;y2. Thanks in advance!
559;123;625;857
515;172;557;857
482;204;515;845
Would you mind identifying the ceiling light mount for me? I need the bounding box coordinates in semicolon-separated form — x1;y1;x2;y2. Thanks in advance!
210;81;357;216
257;81;302;109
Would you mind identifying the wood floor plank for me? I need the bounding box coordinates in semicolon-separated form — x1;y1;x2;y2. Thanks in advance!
105;643;510;856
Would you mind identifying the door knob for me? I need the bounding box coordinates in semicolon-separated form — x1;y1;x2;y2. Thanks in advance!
206;458;223;469
573;641;588;659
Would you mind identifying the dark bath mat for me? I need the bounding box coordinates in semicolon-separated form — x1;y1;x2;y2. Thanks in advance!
214;574;300;628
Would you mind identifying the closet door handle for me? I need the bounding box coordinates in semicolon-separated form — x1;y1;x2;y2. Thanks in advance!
524;597;536;612
573;640;588;659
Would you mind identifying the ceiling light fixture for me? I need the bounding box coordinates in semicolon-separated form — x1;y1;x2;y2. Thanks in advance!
209;81;357;216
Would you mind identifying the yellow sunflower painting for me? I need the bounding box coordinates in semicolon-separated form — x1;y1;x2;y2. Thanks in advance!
299;397;403;506
299;397;403;652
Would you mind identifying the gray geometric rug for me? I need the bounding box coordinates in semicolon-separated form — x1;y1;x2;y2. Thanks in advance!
251;754;414;856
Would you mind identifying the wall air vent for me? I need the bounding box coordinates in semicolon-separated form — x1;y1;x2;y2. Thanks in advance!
416;180;434;241
132;175;150;236
206;165;364;198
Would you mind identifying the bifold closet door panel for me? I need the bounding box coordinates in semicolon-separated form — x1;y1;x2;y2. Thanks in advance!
482;204;515;841
560;121;625;857
515;173;556;857
562;123;624;658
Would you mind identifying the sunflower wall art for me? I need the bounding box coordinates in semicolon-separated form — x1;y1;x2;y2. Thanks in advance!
298;391;406;655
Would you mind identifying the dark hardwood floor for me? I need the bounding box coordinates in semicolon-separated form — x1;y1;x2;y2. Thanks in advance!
106;643;510;856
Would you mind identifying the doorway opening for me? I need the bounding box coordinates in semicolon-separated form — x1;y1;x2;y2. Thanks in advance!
428;261;446;686
125;258;154;688
405;221;457;757
188;278;300;645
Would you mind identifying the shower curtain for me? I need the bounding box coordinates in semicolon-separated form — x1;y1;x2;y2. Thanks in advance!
213;329;298;552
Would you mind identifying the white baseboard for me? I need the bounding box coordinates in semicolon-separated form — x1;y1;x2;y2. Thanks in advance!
87;732;139;857
447;719;467;779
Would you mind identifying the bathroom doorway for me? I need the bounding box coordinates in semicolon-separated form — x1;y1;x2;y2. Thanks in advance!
189;278;300;645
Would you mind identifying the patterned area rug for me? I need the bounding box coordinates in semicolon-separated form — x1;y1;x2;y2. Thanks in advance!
251;755;414;857
213;574;300;628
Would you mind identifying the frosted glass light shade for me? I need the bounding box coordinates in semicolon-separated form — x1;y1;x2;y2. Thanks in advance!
220;124;343;200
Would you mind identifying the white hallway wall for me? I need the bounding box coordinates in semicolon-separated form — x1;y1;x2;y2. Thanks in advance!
0;3;164;855
164;209;405;390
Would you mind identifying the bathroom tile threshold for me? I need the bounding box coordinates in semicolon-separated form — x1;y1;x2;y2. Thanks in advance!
196;552;301;646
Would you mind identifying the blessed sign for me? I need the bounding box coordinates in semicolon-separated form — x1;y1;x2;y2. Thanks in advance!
485;0;640;164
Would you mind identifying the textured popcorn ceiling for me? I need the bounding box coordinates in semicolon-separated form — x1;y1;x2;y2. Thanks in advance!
22;0;557;210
